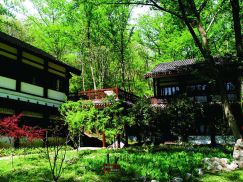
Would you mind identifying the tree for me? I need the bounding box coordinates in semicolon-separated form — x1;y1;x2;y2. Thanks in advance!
0;114;45;146
164;97;203;142
0;114;45;167
60;96;135;148
60;100;97;148
128;98;160;144
110;0;242;139
100;97;135;147
24;0;73;60
46;126;70;182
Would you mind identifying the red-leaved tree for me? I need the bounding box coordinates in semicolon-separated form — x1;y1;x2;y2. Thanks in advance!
0;113;45;145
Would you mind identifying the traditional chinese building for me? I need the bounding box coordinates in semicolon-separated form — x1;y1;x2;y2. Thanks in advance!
0;31;80;128
145;58;243;139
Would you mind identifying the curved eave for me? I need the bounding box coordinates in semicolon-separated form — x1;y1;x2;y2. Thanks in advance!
144;71;185;78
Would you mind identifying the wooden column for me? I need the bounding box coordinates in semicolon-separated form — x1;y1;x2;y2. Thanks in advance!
102;131;106;148
16;48;22;92
43;61;48;98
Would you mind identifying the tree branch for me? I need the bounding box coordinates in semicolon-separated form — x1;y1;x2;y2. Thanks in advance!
198;0;209;13
177;0;206;58
100;1;183;19
149;0;183;19
206;0;226;32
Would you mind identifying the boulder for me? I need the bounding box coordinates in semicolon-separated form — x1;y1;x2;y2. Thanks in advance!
185;173;192;181
203;157;238;172
233;139;243;168
226;161;238;171
197;168;204;176
172;177;183;182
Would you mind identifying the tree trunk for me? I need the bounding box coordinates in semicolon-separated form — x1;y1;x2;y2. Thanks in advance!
81;61;85;91
222;100;241;138
90;63;97;90
181;0;241;139
120;30;126;90
14;138;20;148
210;122;217;147
230;0;243;59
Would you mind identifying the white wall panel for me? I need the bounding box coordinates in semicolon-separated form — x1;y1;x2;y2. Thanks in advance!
0;76;16;90
48;89;66;101
21;82;44;96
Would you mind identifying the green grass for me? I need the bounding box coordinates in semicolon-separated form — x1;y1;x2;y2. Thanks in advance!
198;170;243;182
0;145;240;182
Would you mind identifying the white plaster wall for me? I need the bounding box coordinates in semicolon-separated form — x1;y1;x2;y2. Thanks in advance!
0;76;16;90
21;82;44;96
48;89;66;101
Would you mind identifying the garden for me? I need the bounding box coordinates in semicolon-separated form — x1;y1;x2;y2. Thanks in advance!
0;145;242;182
1;0;243;181
0;96;242;182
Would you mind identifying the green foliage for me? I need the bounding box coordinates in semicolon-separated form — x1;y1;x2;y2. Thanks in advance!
164;96;203;141
129;98;154;126
198;169;243;182
0;146;73;157
0;145;236;181
60;97;135;144
1;0;242;97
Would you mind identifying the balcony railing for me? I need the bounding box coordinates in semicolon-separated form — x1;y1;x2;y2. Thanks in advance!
69;87;138;103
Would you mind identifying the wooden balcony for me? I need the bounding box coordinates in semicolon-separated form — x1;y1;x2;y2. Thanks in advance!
69;87;138;104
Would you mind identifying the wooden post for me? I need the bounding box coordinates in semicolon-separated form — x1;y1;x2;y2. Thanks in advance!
102;131;106;148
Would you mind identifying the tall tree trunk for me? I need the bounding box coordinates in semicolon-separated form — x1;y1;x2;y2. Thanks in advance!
81;61;85;91
230;0;243;59
90;62;97;90
86;12;97;90
178;0;241;139
120;30;126;90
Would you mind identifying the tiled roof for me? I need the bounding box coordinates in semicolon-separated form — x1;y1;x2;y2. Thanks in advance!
0;31;81;75
152;59;196;73
145;59;198;78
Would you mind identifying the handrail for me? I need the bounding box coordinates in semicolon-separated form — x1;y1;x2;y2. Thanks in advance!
73;87;138;103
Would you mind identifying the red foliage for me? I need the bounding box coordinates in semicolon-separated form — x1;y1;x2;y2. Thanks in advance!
0;114;45;142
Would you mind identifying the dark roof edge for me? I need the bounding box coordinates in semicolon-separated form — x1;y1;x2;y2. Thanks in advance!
0;31;81;75
145;57;242;78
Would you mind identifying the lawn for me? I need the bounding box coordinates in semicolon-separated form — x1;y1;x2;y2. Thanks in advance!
0;145;240;182
199;170;243;182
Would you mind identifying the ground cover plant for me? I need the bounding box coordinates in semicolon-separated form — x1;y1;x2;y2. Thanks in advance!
0;146;74;157
0;145;239;182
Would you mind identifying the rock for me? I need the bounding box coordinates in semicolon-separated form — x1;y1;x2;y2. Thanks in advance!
226;160;238;171
219;158;228;167
151;180;159;182
238;161;243;168
233;139;243;160
197;168;204;176
215;164;223;172
185;173;192;181
233;139;243;169
203;157;238;172
172;177;183;182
